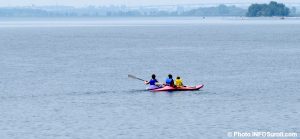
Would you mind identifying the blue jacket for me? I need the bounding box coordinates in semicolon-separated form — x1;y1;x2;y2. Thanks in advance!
165;78;174;86
149;79;158;85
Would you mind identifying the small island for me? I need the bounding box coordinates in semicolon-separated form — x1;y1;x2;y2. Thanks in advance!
247;1;290;17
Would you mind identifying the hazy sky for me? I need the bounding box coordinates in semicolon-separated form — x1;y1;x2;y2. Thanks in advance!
0;0;298;7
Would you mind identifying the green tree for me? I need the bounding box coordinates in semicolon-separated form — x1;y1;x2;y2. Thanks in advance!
247;1;290;17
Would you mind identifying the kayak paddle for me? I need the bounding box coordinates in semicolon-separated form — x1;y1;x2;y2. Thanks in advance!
128;74;146;82
128;74;164;86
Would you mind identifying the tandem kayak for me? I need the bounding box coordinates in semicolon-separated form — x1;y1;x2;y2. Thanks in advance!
150;84;204;92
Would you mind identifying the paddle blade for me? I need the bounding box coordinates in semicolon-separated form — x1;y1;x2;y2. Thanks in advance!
128;74;145;81
128;74;136;79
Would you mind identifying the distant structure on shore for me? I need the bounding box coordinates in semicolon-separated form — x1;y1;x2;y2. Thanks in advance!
0;1;298;17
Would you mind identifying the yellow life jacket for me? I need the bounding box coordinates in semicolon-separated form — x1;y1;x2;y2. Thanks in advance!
175;79;183;87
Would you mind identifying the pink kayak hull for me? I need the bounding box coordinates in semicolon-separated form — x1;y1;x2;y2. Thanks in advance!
150;84;204;92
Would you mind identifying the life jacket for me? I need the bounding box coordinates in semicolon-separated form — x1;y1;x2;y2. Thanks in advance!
175;79;183;87
165;78;174;86
149;79;158;85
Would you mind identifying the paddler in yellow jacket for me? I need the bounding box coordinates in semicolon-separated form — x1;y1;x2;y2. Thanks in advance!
175;76;184;87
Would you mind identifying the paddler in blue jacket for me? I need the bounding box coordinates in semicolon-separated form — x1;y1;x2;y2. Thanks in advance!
165;74;175;87
145;74;161;90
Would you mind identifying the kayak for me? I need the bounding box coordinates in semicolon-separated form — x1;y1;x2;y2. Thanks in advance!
147;85;161;90
150;84;204;92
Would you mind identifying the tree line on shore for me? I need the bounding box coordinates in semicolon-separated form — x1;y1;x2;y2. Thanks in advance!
0;5;247;17
0;1;296;17
247;1;290;17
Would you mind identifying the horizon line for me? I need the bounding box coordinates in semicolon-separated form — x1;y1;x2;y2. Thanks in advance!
1;2;300;8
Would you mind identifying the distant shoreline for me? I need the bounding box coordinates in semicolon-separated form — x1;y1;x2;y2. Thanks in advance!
1;17;300;28
1;16;300;20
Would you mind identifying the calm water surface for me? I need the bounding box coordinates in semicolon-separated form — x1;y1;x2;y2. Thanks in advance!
0;18;299;139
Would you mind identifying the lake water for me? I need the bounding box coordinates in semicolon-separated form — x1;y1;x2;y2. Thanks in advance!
0;17;299;139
